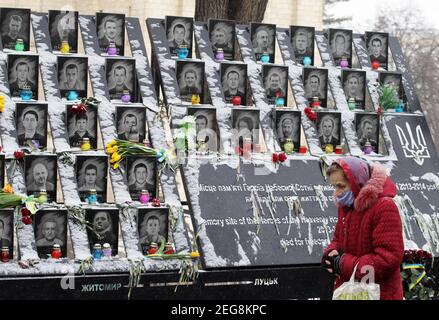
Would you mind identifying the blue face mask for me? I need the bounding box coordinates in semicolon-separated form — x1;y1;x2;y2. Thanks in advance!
336;190;355;207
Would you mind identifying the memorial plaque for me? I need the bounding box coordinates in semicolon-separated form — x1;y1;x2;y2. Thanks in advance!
48;10;79;53
262;64;288;106
208;18;235;61
303;67;328;108
0;209;14;258
250;22;276;63
34;209;68;259
57;56;88;99
341;69;366;110
290;25;315;65
365;31;389;70
0;8;31;51
328;28;352;67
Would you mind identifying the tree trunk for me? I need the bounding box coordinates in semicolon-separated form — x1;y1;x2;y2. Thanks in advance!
195;0;268;24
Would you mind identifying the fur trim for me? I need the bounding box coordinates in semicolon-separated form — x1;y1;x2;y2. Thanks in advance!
354;164;388;212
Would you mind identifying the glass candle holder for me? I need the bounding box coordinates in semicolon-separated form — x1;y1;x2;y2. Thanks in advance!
139;190;150;204
260;52;270;63
102;243;112;257
67;90;78;101
311;97;321;108
275;96;285;107
164;242;175;255
121;90;131;103
51;244;62;259
299;146;308;154
283;139;295;155
87;189;97;204
1;246;9;263
340;56;349;68
147;243;159;255
348;98;356;111
215;48;224;61
93;243;103;260
371;60;380;70
254;144;261;153
303;56;312;66
325;144;334;154
191;94;200;105
197;138;209;153
177;45;189;59
335;145;343;155
231;95;241;106
20;85;33;101
395;100;404;112
363;141;373;155
81;138;91;151
15;39;24;51
38;189;48;203
107;42;117;55
60;41;70;54
0;95;5;113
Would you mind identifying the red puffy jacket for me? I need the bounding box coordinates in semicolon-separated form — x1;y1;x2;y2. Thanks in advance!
323;164;404;300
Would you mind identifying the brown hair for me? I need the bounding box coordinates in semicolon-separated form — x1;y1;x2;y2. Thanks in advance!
326;162;346;178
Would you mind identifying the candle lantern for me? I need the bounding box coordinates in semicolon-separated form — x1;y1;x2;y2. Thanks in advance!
231;95;241;106
38;189;48;203
299;145;308;154
20;85;33;101
311;97;321;108
348;98;356;111
275;95;285;107
191;94;200;105
102;243;112;257
325;144;334;154
395;100;404;112
1;247;9;263
87;189;98;204
335;145;343;155
371;60;380;70
177;45;189;59
139;190;150;204
81;137;91;151
93;243;103;260
51;244;62;259
197;138;209;153
15;38;24;51
60;41;70;54
283;138;295;155
254;144;262;153
340;56;349;68
215;48;224;61
363;140;373;155
67;90;78;101
121;90;131;103
164;242;175;255
260;52;270;63
303;56;312;66
107;41;117;55
148;243;159;255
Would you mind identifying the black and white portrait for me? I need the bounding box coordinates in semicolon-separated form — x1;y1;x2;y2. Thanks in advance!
209;19;235;60
24;155;57;202
76;155;108;203
342;69;366;109
303;67;328;108
0;210;14;257
262;65;288;105
0;8;30;51
66;103;98;149
316;112;341;149
187;107;218;152
355;113;380;153
232;108;260;149
106;57;136;102
0;155;4;189
137;208;168;255
176;60;205;102
250;22;276;63
96;12;125;56
328;28;352;67
365;31;388;70
86;209;119;256
379;71;403;101
7;54;39;99
16;102;48;148
290;26;315;65
48;10;78;53
116;106;146;143
126;156;157;201
165;16;193;57
34;210;67;259
57;56;88;99
220;62;247;105
274;110;301;152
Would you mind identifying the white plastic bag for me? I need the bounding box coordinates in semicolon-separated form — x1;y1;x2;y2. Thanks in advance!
332;264;380;300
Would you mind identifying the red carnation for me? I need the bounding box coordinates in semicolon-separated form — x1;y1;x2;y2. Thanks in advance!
152;198;161;207
22;215;32;225
278;152;287;162
14;150;25;160
71;103;87;116
272;153;279;163
304;107;312;115
21;207;31;217
308;112;317;122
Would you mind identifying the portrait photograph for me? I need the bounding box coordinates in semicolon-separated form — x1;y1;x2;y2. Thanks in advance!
76;155;108;203
262;64;288;105
0;8;30;51
24;154;58;202
106;57;137;102
0;209;14;258
96;12;125;56
7;53;39;99
165;16;193;57
33;209;67;259
274;109;301;152
379;71;403;101
220;62;247;105
208;18;235;60
250;22;276;63
328;28;353;68
232;108;260;149
365;31;389;70
15;102;48;149
355;112;380;153
176;60;205;102
187;107;218;152
48;10;78;53
290;26;315;65
137;208;169;255
125;156;157;201
316;112;342;150
86;208;119;256
341;69;366;109
303;67;328;108
115;105;146;143
0;155;4;189
57;56;88;99
66;103;98;149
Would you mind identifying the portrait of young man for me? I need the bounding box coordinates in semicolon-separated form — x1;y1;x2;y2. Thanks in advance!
57;56;88;98
317;112;342;149
275;110;301;152
379;71;403;102
263;65;288;105
0;210;14;257
342;69;366;109
8;54;39;99
328;28;353;67
209;19;235;60
96;13;125;55
16;103;48;148
220;62;247;105
355;113;380;153
188;107;218;152
126;156;157;200
165;16;193;57
49;10;78;53
116;106;146;143
176;60;205;102
250;22;276;63
34;210;67;259
106;58;136;102
66;104;97;149
0;8;30;50
137;208;169;255
232;108;260;150
290;26;315;65
86;209;119;256
365;31;389;70
303;67;328;108
76;155;108;203
25;155;58;202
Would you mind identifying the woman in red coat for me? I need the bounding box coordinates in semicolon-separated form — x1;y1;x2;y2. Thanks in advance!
322;156;404;300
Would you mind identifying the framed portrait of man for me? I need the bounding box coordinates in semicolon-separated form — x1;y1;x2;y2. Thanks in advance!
208;19;235;60
187;107;218;152
57;56;88;99
231;108;260;150
328;28;353;68
76;155;108;203
7;53;39;100
355;112;380;153
33;209;67;259
316;112;342;150
24;154;58;202
86;208;119;256
66;103;98;149
165;16;193;58
15;102;48;149
250;22;276;63
96;12;125;56
290;25;315;65
341;69;366;109
0;209;14;258
106;57;137;102
365;31;389;70
137;207;169;255
125;156;157;201
274;109;301;152
303;67;328;108
379;71;404;102
0;155;4;189
220;62;247;105
48;10;78;53
262;64;288;105
115;105;146;143
0;8;30;51
176;60;205;103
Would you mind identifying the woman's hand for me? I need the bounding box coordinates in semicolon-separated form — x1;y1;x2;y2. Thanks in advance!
324;250;339;273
